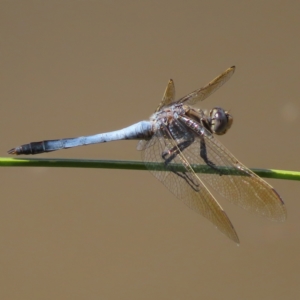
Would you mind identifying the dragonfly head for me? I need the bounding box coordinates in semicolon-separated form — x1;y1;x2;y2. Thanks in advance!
209;107;233;135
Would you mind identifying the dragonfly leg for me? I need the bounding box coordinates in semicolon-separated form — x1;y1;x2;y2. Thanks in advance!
200;138;222;175
162;140;200;191
162;140;193;165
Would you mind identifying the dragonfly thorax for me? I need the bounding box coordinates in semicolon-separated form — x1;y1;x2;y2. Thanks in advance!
150;103;186;129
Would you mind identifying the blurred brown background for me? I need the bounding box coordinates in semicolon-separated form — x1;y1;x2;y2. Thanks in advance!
1;1;300;299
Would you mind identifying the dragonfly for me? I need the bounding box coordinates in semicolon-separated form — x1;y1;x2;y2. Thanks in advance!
8;66;287;243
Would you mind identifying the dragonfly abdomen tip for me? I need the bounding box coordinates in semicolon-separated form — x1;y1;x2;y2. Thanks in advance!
7;148;18;155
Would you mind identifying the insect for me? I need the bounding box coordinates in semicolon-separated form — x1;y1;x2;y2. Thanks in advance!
8;66;287;243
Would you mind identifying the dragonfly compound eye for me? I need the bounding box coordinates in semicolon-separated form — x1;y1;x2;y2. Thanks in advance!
210;107;233;135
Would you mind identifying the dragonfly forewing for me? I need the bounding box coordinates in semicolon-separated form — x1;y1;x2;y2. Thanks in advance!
141;126;240;244
178;66;235;105
176;125;287;222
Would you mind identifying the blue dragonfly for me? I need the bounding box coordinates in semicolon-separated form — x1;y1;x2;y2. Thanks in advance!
8;66;287;243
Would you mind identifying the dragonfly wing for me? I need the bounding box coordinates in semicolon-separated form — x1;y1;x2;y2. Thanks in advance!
155;79;175;112
178;66;235;105
179;127;287;222
138;79;175;150
137;140;148;151
141;130;239;243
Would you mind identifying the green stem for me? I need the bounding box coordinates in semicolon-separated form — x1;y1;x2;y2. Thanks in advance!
0;157;299;181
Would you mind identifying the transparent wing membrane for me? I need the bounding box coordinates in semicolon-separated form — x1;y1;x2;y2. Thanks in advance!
174;125;287;221
178;66;235;105
141;128;239;243
155;79;175;112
